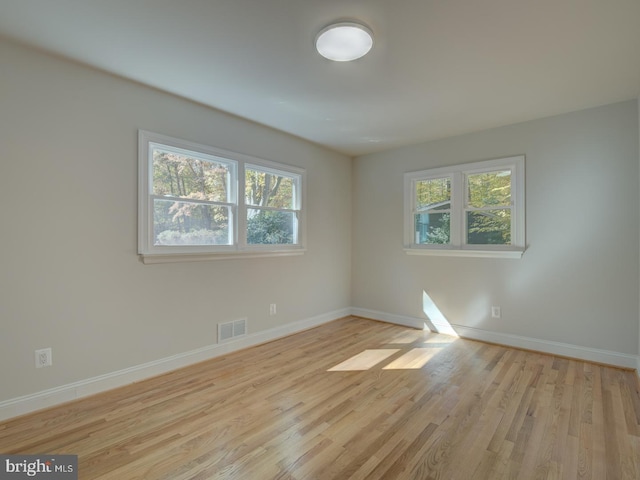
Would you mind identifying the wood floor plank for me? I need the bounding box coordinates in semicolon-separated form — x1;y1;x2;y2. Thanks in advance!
0;316;638;479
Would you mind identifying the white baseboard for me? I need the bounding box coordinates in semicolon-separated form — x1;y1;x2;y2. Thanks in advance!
351;307;640;370
0;308;350;422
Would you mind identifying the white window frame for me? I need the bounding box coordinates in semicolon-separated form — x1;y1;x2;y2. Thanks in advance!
404;156;525;259
138;131;306;264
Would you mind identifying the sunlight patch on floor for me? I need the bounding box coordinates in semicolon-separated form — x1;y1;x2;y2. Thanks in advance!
422;336;457;345
328;349;400;371
382;348;439;370
388;331;425;344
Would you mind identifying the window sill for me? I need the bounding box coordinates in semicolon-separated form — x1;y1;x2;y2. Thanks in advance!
140;249;306;264
404;247;524;259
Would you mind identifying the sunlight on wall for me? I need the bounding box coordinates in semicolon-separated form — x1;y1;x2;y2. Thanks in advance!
422;291;459;337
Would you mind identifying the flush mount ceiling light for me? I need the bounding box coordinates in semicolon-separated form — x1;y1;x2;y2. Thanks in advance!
315;21;373;62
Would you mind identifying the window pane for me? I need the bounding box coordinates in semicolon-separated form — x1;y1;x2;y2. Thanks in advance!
466;209;511;245
467;170;511;208
246;169;295;208
153;199;231;245
152;147;230;202
415;212;450;244
247;209;296;244
416;177;451;211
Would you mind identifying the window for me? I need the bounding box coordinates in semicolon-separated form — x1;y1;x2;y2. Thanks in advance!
138;131;305;263
245;165;299;246
404;156;525;258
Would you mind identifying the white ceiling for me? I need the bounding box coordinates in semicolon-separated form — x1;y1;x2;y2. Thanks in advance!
1;0;639;156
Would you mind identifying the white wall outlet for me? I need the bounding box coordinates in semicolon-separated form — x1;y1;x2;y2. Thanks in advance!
491;306;502;319
269;303;277;316
35;348;52;368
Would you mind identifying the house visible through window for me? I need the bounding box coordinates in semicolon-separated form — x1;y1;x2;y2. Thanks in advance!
138;131;305;263
404;156;525;258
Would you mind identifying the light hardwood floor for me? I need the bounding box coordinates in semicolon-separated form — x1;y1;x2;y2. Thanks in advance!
1;317;639;479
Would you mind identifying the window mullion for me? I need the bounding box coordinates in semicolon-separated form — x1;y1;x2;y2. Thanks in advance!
466;205;512;212
237;162;246;248
150;195;233;208
248;205;298;214
450;172;463;247
511;166;520;246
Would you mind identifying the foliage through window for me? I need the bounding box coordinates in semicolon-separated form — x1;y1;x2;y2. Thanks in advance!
138;131;304;262
245;166;298;245
466;170;512;245
404;156;525;258
151;145;234;246
415;177;451;245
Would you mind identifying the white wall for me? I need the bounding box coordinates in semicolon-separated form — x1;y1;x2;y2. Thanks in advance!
353;101;640;359
1;36;638;417
0;38;352;404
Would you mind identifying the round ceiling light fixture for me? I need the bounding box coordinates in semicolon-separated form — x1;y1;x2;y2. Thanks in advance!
315;21;373;62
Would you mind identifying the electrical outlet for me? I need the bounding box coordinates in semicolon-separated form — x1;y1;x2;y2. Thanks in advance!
35;348;52;368
491;306;501;319
269;303;277;316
